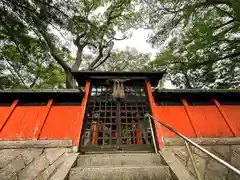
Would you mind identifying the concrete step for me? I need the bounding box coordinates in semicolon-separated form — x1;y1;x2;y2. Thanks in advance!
77;153;164;167
69;165;172;180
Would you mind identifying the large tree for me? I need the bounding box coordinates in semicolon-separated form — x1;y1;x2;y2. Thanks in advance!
143;0;240;89
97;48;150;71
0;0;138;88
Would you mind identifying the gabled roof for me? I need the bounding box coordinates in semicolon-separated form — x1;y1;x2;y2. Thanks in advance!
72;71;165;86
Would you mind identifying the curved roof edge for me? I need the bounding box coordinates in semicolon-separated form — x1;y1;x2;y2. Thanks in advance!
72;71;165;86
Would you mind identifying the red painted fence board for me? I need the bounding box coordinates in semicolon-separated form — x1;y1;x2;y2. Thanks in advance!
187;106;234;137
0;107;10;126
39;80;90;146
155;106;197;138
39;106;82;139
222;106;240;136
0;106;45;139
0;81;90;146
0;81;240;149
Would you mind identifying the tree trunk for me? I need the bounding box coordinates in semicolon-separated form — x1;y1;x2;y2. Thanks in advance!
65;45;85;89
66;71;76;89
72;45;84;71
183;71;193;89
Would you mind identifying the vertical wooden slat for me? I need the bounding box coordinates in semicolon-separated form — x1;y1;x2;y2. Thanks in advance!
213;99;236;136
36;99;53;139
0;100;19;133
182;99;199;137
136;122;141;144
92;121;97;144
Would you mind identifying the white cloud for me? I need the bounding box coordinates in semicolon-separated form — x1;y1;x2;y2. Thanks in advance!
114;28;157;58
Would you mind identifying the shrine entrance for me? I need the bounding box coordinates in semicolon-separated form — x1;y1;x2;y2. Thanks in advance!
81;80;156;152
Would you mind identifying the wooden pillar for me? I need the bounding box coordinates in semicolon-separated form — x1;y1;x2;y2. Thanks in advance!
74;80;91;146
146;81;164;148
213;99;237;136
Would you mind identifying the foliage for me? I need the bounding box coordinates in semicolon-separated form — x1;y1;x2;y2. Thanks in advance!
0;40;66;89
97;48;150;71
143;0;240;89
0;0;140;88
2;0;240;89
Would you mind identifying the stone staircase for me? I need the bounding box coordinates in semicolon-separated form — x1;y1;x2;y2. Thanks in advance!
68;153;173;180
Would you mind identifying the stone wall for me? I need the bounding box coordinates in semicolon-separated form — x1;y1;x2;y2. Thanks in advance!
164;138;240;180
0;140;78;180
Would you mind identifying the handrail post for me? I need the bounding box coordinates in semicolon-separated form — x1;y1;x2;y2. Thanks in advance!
184;141;202;180
147;115;158;153
146;113;240;177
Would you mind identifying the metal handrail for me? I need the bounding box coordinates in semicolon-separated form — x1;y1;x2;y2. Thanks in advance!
145;113;240;177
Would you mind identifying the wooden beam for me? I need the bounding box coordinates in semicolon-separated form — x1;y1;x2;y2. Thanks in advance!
0;100;19;133
182;99;199;137
36;99;53;139
0;140;73;149
212;99;237;136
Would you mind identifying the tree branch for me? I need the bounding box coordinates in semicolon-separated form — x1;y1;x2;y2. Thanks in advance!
91;45;113;70
218;51;240;60
6;61;27;87
213;19;235;29
113;36;127;41
214;5;239;22
29;69;40;88
87;46;104;70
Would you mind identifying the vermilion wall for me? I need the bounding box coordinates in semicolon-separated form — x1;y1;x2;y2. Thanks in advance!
0;81;90;146
146;81;240;148
1;80;240;149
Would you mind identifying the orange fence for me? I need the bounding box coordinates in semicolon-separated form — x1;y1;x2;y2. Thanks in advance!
0;80;240;149
0;81;90;146
146;81;240;148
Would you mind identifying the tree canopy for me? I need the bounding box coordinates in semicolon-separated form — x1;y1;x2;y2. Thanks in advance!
144;0;240;89
1;0;240;89
0;0;139;88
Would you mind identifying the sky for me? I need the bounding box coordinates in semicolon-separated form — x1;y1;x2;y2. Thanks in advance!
114;28;175;89
53;26;175;88
114;28;157;59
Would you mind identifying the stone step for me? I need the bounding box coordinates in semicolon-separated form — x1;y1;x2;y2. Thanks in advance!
69;165;172;180
77;153;164;167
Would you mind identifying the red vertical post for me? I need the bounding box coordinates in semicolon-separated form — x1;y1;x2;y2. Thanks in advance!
74;80;91;146
0;100;19;133
146;81;164;148
182;99;199;137
213;99;236;136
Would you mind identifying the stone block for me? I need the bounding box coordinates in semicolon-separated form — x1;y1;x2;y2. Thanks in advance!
206;159;228;179
171;147;189;166
186;153;207;179
231;145;240;168
211;145;231;162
